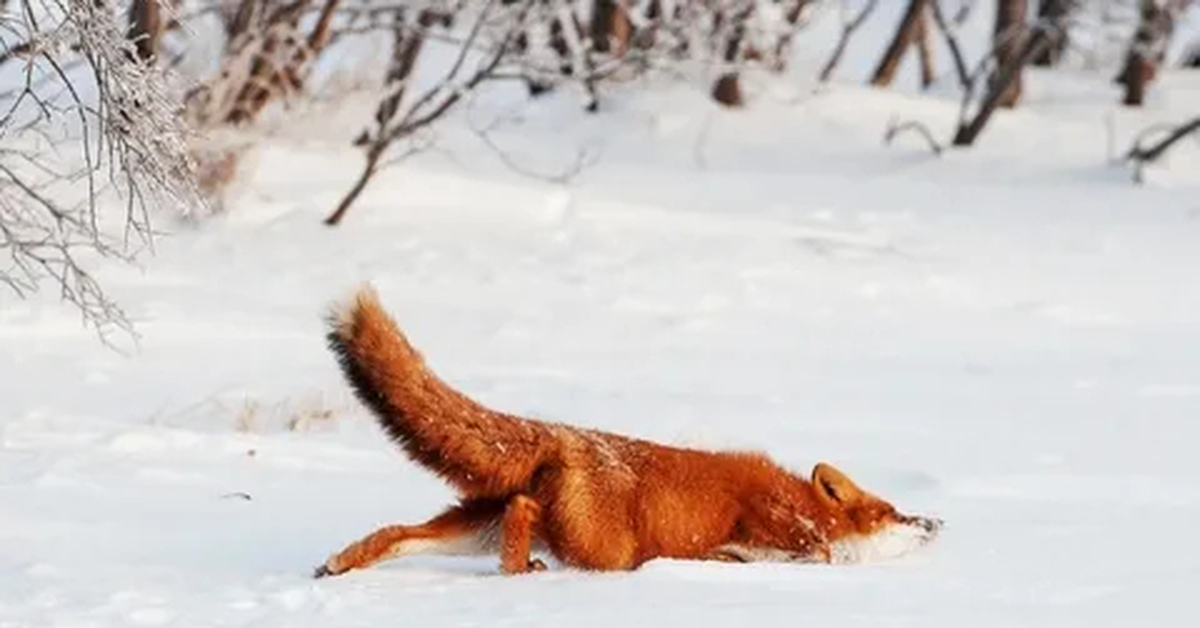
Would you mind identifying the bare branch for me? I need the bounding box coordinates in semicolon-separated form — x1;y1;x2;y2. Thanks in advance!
929;0;970;90
325;0;534;226
1126;115;1200;183
819;0;880;83
885;116;943;155
952;25;1052;146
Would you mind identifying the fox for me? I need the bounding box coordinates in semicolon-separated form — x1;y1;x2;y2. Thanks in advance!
313;285;942;578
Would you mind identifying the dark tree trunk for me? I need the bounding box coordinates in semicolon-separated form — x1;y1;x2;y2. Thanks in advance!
127;0;167;63
1185;43;1200;67
1031;0;1073;67
591;0;630;56
712;74;742;107
869;0;928;88
711;2;754;107
953;28;1051;146
1116;0;1181;106
992;0;1028;108
223;0;258;41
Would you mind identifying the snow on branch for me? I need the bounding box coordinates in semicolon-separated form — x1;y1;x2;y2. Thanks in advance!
1;0;200;342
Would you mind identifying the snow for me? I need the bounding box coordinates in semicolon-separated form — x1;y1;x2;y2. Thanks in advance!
4;14;1200;627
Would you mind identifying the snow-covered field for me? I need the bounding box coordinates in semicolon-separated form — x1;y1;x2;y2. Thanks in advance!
4;9;1200;625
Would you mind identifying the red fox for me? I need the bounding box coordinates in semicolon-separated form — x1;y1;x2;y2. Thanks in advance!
314;285;941;577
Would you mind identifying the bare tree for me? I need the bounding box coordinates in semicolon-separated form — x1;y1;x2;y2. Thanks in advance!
1115;0;1190;106
870;0;928;88
929;0;971;88
767;0;818;72
183;0;343;128
1031;0;1075;66
126;0;172;62
819;0;880;82
590;0;630;56
1;0;199;340
992;0;1028;108
710;0;755;107
952;23;1052;146
324;0;535;225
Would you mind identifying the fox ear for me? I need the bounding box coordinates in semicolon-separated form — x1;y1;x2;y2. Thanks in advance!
812;462;865;506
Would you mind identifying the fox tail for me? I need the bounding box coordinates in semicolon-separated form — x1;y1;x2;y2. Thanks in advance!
325;285;557;497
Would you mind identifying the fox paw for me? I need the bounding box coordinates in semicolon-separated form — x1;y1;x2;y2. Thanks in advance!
500;558;548;575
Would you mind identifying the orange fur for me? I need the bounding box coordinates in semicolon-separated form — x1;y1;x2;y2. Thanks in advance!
316;285;941;577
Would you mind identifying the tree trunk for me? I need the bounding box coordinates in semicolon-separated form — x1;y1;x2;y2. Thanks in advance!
591;0;631;56
368;10;434;139
1031;0;1072;66
712;74;742;107
953;28;1050;146
127;0;167;63
992;0;1028;108
869;0;928;88
223;0;342;126
770;0;815;71
1184;43;1200;67
711;2;754;107
223;0;258;41
1116;0;1180;106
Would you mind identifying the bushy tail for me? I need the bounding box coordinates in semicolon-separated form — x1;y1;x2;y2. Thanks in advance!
325;285;557;497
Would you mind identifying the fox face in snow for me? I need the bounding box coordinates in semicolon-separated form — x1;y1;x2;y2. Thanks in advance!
811;463;943;564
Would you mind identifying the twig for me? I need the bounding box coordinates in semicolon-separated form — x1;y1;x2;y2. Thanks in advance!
1126;115;1200;183
470;111;598;184
929;0;970;90
819;0;880;83
885;117;943;155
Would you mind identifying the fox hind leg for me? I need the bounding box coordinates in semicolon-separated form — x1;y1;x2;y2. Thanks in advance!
315;499;504;577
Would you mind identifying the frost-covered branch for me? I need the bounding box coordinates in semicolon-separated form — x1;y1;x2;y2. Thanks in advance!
1115;0;1192;106
0;0;199;341
182;0;343;128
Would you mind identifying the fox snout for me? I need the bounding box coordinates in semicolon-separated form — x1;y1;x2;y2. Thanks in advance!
899;514;944;540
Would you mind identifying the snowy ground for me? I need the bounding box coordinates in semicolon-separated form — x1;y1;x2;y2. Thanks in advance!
4;15;1200;626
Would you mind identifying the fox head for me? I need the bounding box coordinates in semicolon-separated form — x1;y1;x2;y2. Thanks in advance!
811;462;942;564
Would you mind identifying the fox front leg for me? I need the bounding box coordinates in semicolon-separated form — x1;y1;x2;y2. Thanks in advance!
314;500;504;577
499;494;547;575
